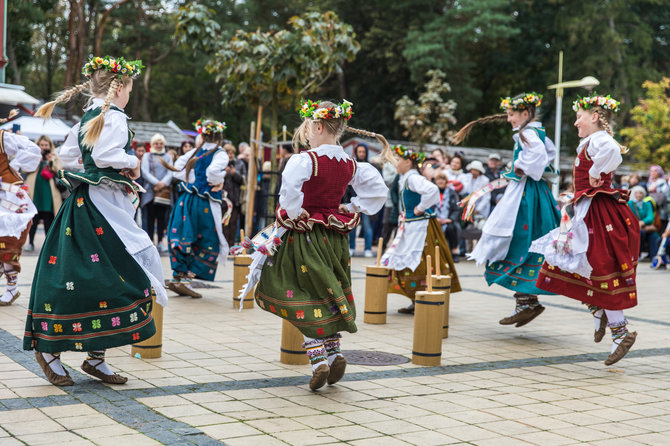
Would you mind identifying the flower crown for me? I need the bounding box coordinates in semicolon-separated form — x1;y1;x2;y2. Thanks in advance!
194;119;226;135
394;145;426;164
500;92;542;111
82;56;144;79
572;94;620;113
299;99;353;121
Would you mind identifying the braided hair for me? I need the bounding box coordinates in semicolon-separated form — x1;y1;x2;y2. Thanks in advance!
592;107;628;154
35;82;91;120
452;113;507;145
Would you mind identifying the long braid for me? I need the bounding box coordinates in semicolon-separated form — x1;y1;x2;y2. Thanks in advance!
345;125;395;166
451;113;507;145
595;110;628;154
35;82;91;120
81;78;120;148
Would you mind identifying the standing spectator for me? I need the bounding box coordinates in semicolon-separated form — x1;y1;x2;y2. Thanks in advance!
423;148;447;180
381;159;399;250
141;133;173;252
25;135;63;251
223;143;244;246
277;143;294;191
622;173;641;190
462;160;491;218
445;153;466;192
179;140;194;156
647;165;669;225
629;185;661;259
348;143;374;257
434;173;461;259
485;153;505;210
236;142;250;231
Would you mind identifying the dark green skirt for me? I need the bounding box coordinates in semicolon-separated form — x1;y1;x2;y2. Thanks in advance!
23;184;156;353
255;225;355;338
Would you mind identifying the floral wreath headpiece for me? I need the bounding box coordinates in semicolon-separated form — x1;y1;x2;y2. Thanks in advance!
194;119;227;135
500;92;542;111
572;94;620;113
394;145;426;165
82;56;144;79
299;99;353;121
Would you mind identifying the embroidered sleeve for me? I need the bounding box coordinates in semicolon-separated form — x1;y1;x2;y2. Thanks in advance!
90;111;138;170
587;133;622;177
206;149;229;185
346;161;388;214
4;131;41;173
279;153;313;219
514;128;549;181
407;173;439;212
59;123;84;171
172;148;196;182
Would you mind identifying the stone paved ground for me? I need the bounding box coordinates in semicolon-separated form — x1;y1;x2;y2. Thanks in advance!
1;235;669;445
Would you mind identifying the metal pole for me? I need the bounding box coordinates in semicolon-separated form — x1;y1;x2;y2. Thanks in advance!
552;51;564;198
1;0;6;83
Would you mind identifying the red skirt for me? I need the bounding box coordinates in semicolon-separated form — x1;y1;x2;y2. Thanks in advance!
536;194;639;310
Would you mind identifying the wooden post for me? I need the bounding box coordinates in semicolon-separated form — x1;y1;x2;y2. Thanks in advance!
412;256;445;366
233;255;255;309
364;238;389;324
432;247;452;338
245;107;263;237
131;294;163;359
280;319;309;365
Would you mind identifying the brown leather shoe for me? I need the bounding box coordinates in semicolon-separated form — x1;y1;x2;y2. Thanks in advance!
397;302;415;314
594;311;608;343
515;305;545;327
0;290;20;306
35;351;74;386
81;361;128;384
166;281;180;294
309;364;330;391
173;282;202;298
327;356;347;385
604;331;637;366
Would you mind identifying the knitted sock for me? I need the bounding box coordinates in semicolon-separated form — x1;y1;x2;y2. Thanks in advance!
586;304;604;331
605;310;627;354
323;333;343;366
86;350;115;375
302;337;328;372
42;352;66;376
510;293;539;315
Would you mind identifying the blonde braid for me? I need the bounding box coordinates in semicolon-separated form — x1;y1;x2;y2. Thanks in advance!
595;110;628;154
452;113;507;145
344;125;395;166
35;82;91;120
81;78;121;148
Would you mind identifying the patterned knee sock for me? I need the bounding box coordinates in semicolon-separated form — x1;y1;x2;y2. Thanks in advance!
1;268;18;303
605;310;627;354
302;338;328;372
86;350;115;375
42;352;66;376
513;293;539;313
586;303;604;331
324;333;343;366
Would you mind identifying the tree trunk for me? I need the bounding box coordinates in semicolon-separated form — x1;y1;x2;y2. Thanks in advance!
94;0;132;55
141;62;151;121
65;0;79;118
6;33;20;85
338;64;347;99
268;84;279;220
607;14;631;107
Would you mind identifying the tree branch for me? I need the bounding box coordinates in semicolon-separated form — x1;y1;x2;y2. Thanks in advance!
94;0;132;55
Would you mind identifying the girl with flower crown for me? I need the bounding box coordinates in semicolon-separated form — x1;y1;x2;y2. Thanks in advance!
452;92;560;327
530;95;639;365
380;146;462;314
242;100;388;390
165;119;229;298
24;56;167;386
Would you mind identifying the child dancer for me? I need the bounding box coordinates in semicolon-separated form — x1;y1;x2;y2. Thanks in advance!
381;146;462;314
245;100;388;390
453;93;560;326
24;56;167;386
166;119;229;298
0;112;41;306
531;95;639;365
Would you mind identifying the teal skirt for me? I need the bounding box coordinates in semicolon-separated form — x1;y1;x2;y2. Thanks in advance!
255;225;356;338
485;178;560;295
23;184;156;353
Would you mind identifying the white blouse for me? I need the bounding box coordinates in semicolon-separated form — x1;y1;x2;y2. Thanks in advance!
512;121;556;182
279;144;388;220
59;98;138;172
399;169;439;212
2;131;41;173
576;130;622;178
173;142;229;185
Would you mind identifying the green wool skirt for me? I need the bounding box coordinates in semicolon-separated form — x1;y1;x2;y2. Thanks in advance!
255;225;356;338
23;184;156;353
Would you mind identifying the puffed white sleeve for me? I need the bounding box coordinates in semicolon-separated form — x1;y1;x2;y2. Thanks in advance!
278;153;313;220
90;111;139;170
173;148;195;182
3;132;41;173
514;129;549;181
58;123;84;171
407;173;439;212
206;149;229;185
587;134;622;177
346;162;389;215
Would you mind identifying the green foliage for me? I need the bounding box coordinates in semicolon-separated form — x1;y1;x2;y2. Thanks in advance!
394;70;457;146
620;77;670;167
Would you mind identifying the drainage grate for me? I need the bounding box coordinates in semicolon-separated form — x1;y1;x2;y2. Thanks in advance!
342;350;409;366
188;281;220;289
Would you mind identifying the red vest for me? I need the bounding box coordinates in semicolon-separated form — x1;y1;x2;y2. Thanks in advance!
0;131;25;184
573;143;627;203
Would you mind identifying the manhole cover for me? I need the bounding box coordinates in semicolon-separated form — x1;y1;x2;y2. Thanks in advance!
189;281;220;289
342;350;409;366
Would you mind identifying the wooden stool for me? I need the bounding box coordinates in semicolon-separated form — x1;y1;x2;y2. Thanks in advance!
412;256;445;366
131;294;164;359
279;319;309;365
364;265;389;324
233;255;255;309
